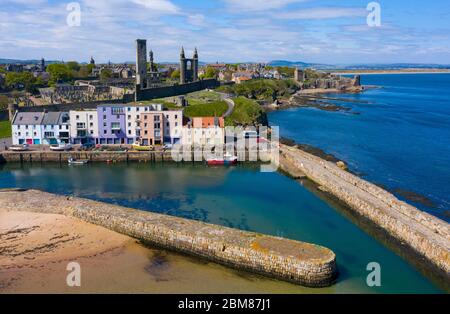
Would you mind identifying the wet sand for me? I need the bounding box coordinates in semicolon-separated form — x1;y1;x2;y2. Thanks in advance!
0;209;337;293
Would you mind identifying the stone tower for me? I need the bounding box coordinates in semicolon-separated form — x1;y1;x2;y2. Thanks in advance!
40;58;45;71
193;47;199;81
294;67;305;82
180;47;186;84
136;39;147;88
90;56;95;65
179;47;199;84
149;49;155;72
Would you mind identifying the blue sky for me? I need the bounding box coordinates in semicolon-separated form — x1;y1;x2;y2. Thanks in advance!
1;0;449;64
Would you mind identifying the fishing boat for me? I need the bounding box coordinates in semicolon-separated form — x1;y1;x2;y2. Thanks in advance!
68;157;89;165
9;144;29;151
207;152;238;166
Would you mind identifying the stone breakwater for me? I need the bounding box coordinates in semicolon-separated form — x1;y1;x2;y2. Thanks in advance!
0;189;337;287
279;144;450;275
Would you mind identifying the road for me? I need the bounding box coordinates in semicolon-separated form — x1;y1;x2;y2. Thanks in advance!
217;92;235;118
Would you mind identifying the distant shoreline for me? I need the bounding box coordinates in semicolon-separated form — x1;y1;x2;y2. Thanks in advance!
331;70;450;75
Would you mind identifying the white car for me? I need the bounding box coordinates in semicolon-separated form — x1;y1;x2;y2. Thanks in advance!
50;143;72;151
9;144;29;151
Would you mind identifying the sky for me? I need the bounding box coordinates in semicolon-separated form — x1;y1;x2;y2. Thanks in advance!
0;0;450;64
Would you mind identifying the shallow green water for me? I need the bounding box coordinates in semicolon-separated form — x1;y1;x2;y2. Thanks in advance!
0;162;445;293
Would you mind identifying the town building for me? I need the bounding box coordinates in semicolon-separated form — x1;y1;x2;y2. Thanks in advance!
182;117;225;146
137;108;183;146
41;111;70;145
69;109;98;144
124;104;163;144
11;112;45;145
97;105;127;145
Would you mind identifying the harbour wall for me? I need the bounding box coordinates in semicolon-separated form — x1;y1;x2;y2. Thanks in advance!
279;144;450;275
0;151;174;163
0;189;337;287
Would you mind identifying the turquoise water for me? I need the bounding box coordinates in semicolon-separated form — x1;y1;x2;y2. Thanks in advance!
0;162;444;293
269;74;450;222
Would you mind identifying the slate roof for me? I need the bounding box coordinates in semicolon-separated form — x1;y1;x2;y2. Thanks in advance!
12;112;45;125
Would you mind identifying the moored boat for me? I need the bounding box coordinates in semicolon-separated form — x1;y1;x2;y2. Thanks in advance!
50;143;72;151
68;157;89;165
207;153;238;166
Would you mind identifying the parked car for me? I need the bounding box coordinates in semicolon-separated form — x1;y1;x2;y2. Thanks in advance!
79;143;95;151
50;143;72;151
9;144;29;151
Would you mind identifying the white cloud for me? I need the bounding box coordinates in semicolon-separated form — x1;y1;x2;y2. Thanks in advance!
131;0;179;13
277;7;366;19
224;0;308;12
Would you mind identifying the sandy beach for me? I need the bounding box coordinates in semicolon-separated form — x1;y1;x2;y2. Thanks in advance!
0;208;330;294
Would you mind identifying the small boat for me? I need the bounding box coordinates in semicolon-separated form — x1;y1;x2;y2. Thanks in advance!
68;157;89;165
207;153;238;166
50;143;72;151
9;144;29;151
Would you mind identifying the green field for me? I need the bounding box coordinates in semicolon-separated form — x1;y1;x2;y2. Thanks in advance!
225;96;267;126
0;120;12;138
184;100;228;118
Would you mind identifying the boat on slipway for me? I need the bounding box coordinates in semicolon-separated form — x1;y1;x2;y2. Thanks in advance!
207;153;238;166
68;157;89;165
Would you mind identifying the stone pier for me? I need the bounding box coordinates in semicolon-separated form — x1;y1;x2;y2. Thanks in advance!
279;144;450;275
0;189;337;287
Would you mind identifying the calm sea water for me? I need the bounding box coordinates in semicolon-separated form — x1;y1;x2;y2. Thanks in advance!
0;163;444;293
269;74;450;222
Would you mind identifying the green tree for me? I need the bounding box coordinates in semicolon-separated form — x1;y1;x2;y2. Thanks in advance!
171;69;180;79
204;67;218;79
100;68;112;80
47;63;73;84
66;61;81;72
5;72;37;91
86;63;95;74
0;95;9;110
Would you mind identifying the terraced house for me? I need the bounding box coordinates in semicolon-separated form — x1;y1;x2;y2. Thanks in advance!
11;112;45;145
97;105;127;145
124;104;163;144
69;109;98;144
12;111;71;145
41;112;70;145
139;109;183;146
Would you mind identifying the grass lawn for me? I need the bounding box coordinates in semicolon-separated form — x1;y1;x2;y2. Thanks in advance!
225;96;266;126
0;120;12;138
184;100;228;118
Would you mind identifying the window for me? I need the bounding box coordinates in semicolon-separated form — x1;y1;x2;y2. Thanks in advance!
166;122;169;127
51;125;54;129
76;122;85;129
175;122;178;126
103;107;106;112
90;130;94;135
103;122;107;127
104;130;107;134
76;115;80;120
128;115;131;120
116;115;120;119
111;122;121;130
26;125;29;129
128;130;131;135
175;115;178;119
127;107;131;112
154;123;160;129
18;132;21;136
103;115;107;120
59;125;62;130
144;130;148;135
44;132;54;138
154;116;160;122
128;122;131;127
144;115;147;120
136;107;140;112
90;122;93;127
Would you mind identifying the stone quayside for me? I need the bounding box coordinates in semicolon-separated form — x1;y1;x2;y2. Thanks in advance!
0;189;337;287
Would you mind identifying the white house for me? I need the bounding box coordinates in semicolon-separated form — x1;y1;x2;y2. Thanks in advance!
41;112;70;145
69;109;98;144
12;112;45;145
